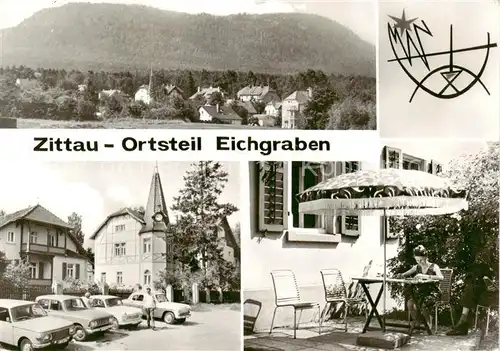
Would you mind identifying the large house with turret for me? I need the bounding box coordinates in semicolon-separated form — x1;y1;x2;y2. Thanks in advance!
90;166;239;287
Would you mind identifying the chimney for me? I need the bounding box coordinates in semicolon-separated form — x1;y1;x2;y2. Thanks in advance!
307;87;313;98
216;103;220;113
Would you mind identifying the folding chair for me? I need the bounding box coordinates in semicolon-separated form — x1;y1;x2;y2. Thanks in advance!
320;269;368;332
435;268;454;333
269;269;322;339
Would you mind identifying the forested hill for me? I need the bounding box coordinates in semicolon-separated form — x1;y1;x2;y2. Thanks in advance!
0;3;375;77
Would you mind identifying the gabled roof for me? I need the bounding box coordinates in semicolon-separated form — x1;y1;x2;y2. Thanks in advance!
0;204;86;254
135;84;149;94
200;105;242;121
189;86;222;100
0;204;72;230
236;101;257;114
219;217;240;258
284;90;311;103
165;84;184;97
266;101;282;109
237;85;272;97
89;207;145;240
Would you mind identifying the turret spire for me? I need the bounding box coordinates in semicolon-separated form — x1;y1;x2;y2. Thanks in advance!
140;165;169;233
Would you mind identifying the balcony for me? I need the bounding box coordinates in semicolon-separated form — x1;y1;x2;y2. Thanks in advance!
21;243;66;255
28;279;52;286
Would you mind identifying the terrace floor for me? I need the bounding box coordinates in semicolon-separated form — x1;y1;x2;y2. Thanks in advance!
245;318;499;351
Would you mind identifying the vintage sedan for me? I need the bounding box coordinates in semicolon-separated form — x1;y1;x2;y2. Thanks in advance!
0;299;75;350
88;295;142;330
122;290;191;324
35;295;114;342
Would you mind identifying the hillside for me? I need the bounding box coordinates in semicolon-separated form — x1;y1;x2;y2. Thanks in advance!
0;3;375;76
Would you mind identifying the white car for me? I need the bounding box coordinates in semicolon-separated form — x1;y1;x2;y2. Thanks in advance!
0;299;75;350
88;295;142;330
122;291;191;324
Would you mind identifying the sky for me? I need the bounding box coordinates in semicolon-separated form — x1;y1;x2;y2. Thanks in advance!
379;0;499;139
0;0;376;44
0;161;240;249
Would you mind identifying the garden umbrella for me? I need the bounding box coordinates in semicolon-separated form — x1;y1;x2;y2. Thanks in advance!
297;168;468;330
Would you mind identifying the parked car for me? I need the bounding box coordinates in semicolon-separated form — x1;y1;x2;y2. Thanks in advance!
35;295;114;342
88;295;142;330
0;299;75;350
122;290;191;324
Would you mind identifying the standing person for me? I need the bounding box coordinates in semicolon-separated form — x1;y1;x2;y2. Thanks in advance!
82;292;91;308
144;287;156;329
395;245;444;332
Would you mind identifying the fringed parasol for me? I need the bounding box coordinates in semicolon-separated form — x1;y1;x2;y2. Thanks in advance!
298;168;468;331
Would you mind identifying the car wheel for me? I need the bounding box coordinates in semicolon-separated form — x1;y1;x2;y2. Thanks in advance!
111;317;120;330
73;324;87;341
19;338;34;351
163;312;175;324
177;318;186;324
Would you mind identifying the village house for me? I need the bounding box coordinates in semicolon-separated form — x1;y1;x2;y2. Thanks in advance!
237;85;280;104
0;204;89;287
98;89;128;101
90;166;239;287
134;84;184;105
264;101;282;117
242;145;443;333
198;104;242;125
281;88;313;129
189;86;224;101
252;114;276;127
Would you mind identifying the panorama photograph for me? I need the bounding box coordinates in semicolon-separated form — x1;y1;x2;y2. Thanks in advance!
0;0;375;129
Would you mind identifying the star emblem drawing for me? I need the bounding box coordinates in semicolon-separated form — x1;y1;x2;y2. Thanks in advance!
388;9;418;36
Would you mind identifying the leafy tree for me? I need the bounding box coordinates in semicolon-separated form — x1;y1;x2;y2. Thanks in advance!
0;250;7;276
302;85;337;129
327;97;375;130
76;98;97;121
184;71;197;98
170;162;239;289
233;222;241;248
128;101;146;118
85;248;95;267
3;260;31;288
208;91;225;106
253;101;266;114
67;212;85;246
388;142;499;307
230;102;249;125
131;205;145;215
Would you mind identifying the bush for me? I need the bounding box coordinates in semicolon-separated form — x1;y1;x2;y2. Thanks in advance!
327;97;375;130
2;260;31;289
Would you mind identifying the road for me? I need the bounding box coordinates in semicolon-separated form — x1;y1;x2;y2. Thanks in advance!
1;304;241;351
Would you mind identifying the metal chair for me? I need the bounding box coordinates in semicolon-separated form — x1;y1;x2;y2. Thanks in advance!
320;269;368;332
475;305;498;336
269;270;322;339
434;268;454;333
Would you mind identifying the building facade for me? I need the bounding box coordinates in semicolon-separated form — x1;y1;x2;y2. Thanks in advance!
0;205;89;287
91;167;239;287
243;145;443;332
281;88;312;129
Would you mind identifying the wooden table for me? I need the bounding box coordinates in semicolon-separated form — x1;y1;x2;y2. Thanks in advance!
352;276;438;335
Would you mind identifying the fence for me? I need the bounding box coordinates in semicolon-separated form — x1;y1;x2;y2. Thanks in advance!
0;285;240;304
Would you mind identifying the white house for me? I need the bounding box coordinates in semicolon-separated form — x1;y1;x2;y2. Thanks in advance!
0;205;89;287
134;85;151;105
198;104;242;125
264;101;282;117
281;88;312;129
90;166;239;287
243;145;443;332
189;86;224;101
237;85;280;104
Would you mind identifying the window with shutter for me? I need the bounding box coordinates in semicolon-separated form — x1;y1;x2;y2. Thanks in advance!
286;161;361;243
382;146;403;169
258;162;287;232
62;262;67;280
38;262;44;279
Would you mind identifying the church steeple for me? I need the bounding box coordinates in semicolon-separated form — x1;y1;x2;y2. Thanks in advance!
140;164;169;234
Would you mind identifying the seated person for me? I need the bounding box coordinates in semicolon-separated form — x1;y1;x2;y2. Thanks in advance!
395;245;444;331
447;263;498;336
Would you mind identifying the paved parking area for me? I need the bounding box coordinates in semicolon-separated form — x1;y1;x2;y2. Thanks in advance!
1;304;241;351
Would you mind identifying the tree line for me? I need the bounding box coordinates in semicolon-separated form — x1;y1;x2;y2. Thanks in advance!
0;65;375;129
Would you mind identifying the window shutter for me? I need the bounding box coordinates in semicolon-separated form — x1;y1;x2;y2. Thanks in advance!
383;146;402;169
62;262;67;280
75;264;80;280
258;162;288;232
38;262;44;279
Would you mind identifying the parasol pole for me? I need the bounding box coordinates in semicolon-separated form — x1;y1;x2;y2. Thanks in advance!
383;208;387;332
